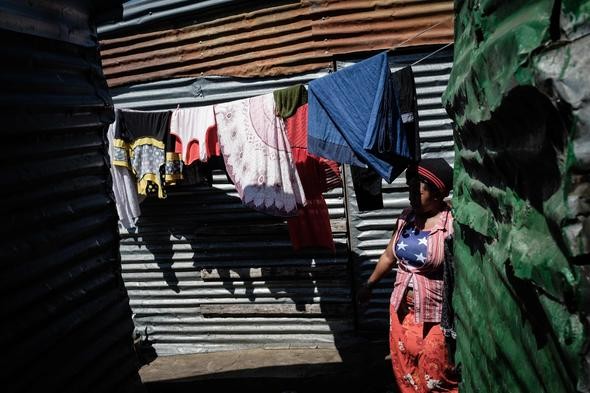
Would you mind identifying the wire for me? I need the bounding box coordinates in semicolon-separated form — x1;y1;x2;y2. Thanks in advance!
388;16;454;54
410;42;454;66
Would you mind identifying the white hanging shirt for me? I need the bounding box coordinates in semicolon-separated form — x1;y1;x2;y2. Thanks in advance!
170;106;218;165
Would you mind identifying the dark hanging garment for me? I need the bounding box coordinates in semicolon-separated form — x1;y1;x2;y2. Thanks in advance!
165;132;184;185
441;236;457;363
113;109;172;199
350;166;383;211
362;69;404;160
273;84;308;119
180;155;226;187
392;66;421;162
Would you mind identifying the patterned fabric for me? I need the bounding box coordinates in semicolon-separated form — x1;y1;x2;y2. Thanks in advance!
214;93;306;217
163;132;183;184
130;141;166;181
390;293;458;393
164;151;183;184
390;207;453;323
113;109;172;199
112;138;129;167
396;228;430;270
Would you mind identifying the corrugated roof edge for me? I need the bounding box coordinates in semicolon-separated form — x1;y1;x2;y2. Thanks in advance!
97;0;273;37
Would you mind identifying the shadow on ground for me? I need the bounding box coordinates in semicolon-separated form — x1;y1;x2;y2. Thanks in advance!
140;341;397;393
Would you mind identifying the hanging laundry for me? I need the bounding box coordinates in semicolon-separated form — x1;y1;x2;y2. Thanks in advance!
392;66;421;162
181;156;227;187
273;84;308;119
275;84;342;192
283;103;336;251
316;156;342;192
362;67;403;159
349;66;422;211
112;109;172;199
107;115;143;229
351;166;384;211
214;93;306;217
165;133;184;185
181;162;211;186
170;106;220;165
308;51;413;182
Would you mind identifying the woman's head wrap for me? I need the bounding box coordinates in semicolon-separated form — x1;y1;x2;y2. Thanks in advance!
416;158;453;197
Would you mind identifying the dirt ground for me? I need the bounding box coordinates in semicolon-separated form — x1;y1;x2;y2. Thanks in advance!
140;341;398;393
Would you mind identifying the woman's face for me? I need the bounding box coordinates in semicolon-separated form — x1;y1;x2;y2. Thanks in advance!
407;175;440;214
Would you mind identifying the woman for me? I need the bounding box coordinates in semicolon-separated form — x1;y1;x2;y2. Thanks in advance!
358;158;458;393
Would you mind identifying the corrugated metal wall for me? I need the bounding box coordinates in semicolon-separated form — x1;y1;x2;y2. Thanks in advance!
110;72;355;356
98;0;453;87
1;1;142;391
338;47;455;331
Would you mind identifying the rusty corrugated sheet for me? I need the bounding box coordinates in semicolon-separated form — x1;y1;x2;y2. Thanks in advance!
98;0;453;87
307;0;454;52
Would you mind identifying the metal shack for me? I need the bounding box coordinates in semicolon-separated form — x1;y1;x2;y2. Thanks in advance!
2;0;142;391
96;0;455;356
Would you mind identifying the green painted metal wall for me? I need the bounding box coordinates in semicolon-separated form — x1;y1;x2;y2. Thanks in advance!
443;0;590;392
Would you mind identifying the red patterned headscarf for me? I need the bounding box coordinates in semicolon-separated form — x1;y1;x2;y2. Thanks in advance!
416;158;453;197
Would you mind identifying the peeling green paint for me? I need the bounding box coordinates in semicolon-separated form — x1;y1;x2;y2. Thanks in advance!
444;0;554;126
445;0;589;391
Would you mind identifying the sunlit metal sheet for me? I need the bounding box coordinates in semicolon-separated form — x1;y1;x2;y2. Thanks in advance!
110;71;331;110
119;178;352;356
98;0;453;87
110;69;354;356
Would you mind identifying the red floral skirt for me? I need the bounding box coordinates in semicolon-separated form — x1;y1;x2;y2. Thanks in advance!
389;292;458;392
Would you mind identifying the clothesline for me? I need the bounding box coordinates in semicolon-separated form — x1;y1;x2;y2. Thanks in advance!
183;41;454;110
387;16;454;55
109;51;428;198
411;42;454;67
155;19;457;114
109;87;341;251
109;41;436;253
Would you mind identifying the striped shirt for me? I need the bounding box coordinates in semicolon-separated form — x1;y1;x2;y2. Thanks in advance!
390;207;453;323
